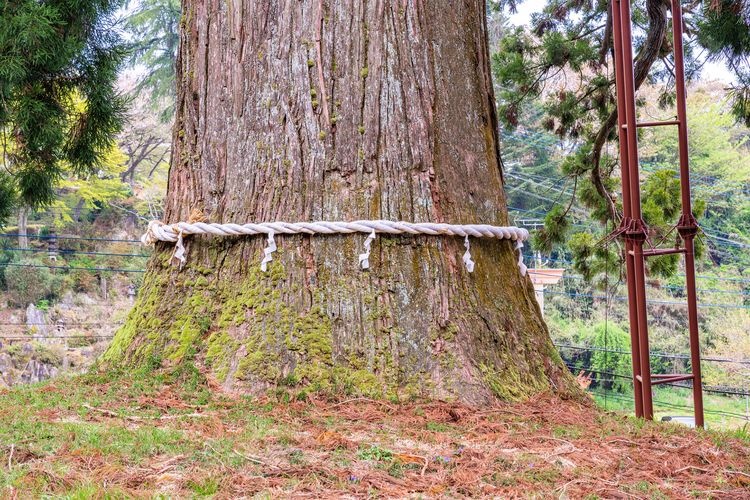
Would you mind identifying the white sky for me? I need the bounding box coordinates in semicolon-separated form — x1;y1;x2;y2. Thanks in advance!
508;0;547;25
117;0;734;86
508;0;735;84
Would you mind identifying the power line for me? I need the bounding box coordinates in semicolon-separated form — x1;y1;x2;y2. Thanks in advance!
0;335;115;340
506;171;576;197
504;173;587;214
0;247;150;258
565;362;750;401
508;207;597;231
526;264;750;296
655;284;748;296
0;233;142;244
588;389;749;422
506;170;575;196
702;231;750;249
555;343;750;366
0;262;146;273
564;363;750;418
544;289;750;310
525;252;750;284
508;205;750;251
0;322;123;327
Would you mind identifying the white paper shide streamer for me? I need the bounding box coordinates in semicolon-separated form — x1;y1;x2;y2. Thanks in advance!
143;219;530;276
462;236;475;273
358;230;376;270
260;232;276;272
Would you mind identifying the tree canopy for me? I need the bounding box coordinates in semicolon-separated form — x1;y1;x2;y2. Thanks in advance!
124;0;180;121
492;0;750;278
0;0;126;221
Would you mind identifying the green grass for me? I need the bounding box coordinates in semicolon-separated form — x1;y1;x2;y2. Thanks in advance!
187;476;220;496
591;385;750;431
552;425;583;439
0;367;748;497
425;421;450;432
357;444;393;462
0;368;268;495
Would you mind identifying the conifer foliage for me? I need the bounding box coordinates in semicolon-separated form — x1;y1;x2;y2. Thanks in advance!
698;0;750;126
492;0;750;277
124;0;180;121
0;0;126;222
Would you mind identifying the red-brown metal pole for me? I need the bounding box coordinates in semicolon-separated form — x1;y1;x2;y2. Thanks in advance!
617;0;654;419
633;248;654;419
671;0;693;217
611;0;643;418
670;0;704;428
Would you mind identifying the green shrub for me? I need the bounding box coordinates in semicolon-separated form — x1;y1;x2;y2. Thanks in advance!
4;262;55;306
68;269;98;293
32;342;64;366
588;322;632;393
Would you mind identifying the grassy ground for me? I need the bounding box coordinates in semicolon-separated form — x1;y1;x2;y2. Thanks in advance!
1;366;749;498
592;386;750;432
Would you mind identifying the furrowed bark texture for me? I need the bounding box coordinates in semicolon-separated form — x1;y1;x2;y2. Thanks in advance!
106;0;577;404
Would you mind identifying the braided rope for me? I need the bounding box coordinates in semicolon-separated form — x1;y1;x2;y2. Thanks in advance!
142;220;529;275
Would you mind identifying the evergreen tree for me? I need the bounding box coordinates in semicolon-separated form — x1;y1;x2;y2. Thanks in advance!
105;0;578;402
124;0;180;121
0;0;126;223
502;103;566;215
492;0;750;277
698;0;750;126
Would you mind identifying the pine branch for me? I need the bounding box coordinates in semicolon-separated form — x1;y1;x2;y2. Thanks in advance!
589;0;669;224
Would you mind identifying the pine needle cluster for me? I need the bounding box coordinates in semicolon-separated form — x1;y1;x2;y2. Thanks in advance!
0;0;127;222
491;0;749;279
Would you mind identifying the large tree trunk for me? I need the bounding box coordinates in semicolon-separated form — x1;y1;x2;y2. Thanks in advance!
105;0;576;404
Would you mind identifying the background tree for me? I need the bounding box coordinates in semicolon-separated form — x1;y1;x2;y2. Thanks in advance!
114;93;172;227
697;0;750;126
47;145;130;226
492;0;750;278
0;0;126;227
124;0;180;121
104;0;578;403
638;85;750;268
117;94;171;189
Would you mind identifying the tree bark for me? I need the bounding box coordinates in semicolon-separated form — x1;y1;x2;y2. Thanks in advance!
106;0;577;404
17;207;28;249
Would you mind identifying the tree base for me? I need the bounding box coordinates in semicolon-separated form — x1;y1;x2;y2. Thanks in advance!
103;240;580;405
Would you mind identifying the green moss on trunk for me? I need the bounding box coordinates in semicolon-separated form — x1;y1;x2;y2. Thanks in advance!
103;238;580;404
106;0;583;404
104;250;427;399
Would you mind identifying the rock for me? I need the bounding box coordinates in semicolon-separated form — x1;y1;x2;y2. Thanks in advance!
59;291;75;310
74;294;97;306
0;352;14;386
20;359;58;384
0;352;13;374
26;304;48;337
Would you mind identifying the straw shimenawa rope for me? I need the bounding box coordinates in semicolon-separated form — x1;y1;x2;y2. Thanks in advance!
142;220;530;275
